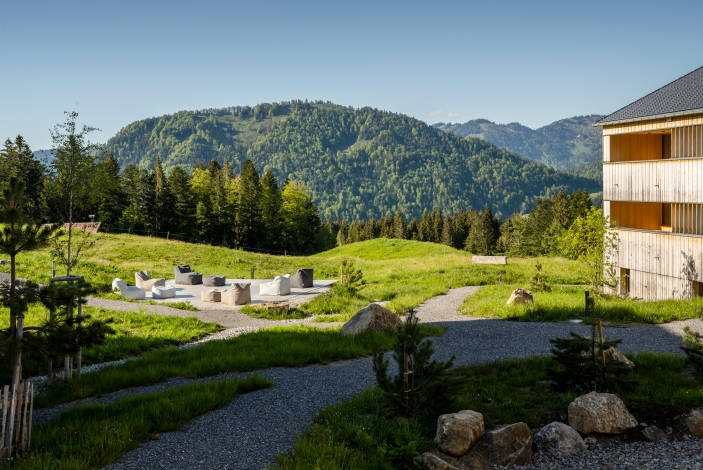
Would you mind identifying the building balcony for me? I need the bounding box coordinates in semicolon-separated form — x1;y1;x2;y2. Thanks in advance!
603;157;703;203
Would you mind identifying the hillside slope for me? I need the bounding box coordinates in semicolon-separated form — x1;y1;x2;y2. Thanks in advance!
434;115;604;171
104;101;600;219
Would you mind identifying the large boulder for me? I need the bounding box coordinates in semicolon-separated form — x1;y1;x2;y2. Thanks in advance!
340;303;402;336
506;288;533;306
435;410;485;457
418;452;459;470
484;422;533;467
568;392;637;434
686;409;703;437
604;347;635;369
534;422;587;459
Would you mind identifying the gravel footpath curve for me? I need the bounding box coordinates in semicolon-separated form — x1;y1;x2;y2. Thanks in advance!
98;287;702;470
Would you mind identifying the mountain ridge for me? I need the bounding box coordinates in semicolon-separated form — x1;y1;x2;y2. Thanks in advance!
434;114;604;170
101;101;600;219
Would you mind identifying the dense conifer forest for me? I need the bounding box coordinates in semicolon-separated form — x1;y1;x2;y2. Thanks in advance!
103;101;600;220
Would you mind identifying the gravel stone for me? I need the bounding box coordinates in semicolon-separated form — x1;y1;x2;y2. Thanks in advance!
32;287;703;469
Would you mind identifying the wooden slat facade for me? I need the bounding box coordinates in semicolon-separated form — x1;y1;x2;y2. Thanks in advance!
615;229;703;300
604;115;703;300
603;158;703;202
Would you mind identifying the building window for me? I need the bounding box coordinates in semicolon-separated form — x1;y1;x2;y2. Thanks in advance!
620;268;630;295
662;203;672;228
693;281;703;298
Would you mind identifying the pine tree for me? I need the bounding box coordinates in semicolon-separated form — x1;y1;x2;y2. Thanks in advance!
153;156;173;233
236;159;262;248
94;153;124;227
393;208;406;239
167;166;196;238
260;169;283;250
0;136;45;220
465;205;500;255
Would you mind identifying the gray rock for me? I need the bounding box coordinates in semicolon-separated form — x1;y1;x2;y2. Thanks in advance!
686;409;703;438
485;422;532;467
568;392;638;434
642;425;668;441
419;452;459;470
534;422;587;459
340;303;402;336
604;347;636;369
435;410;485;457
506;288;533;306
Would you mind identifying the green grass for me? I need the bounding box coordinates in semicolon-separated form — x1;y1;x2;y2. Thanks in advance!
239;304;309;320
4;235;589;323
0;304;222;382
97;292;198;311
462;284;703;324
36;326;405;408
15;375;273;470
275;353;703;469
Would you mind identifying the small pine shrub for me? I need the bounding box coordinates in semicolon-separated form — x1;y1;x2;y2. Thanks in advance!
339;259;366;294
530;263;551;292
372;310;467;418
548;329;635;393
682;326;703;380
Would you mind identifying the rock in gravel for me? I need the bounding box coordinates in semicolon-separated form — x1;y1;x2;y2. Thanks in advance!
419;452;459;470
487;422;532;466
642;425;668;441
686;409;703;437
506;288;533;306
534;422;586;459
568;392;638;434
340;303;402;335
435;410;485;456
604;347;636;369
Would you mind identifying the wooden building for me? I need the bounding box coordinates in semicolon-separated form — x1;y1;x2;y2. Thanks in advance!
596;66;703;300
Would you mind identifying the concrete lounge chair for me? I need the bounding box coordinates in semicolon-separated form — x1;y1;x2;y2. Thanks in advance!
112;278;146;300
152;284;176;299
222;283;251;305
174;265;203;285
135;271;166;291
203;274;226;287
259;274;291;296
291;268;314;288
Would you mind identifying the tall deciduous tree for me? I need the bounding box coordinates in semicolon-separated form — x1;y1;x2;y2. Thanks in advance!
47;112;99;275
282;180;320;253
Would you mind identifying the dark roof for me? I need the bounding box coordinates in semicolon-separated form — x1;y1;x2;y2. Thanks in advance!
596;66;703;125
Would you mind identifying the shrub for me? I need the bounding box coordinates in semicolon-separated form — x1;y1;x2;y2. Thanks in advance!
530;263;551;292
372;310;466;418
548;327;635;392
682;326;703;380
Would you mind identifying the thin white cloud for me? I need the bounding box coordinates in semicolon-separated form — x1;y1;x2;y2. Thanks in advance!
429;109;443;117
446;112;460;119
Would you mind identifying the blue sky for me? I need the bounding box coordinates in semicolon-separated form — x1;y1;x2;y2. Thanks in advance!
2;0;703;149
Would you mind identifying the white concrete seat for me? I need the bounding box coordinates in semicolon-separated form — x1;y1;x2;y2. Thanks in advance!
112;278;146;300
259;274;291;296
152;284;176;299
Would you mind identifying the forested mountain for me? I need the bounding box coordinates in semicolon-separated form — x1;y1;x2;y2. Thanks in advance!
434;115;604;171
104;102;600;220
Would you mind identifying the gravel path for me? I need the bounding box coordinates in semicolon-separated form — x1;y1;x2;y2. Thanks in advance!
93;286;703;470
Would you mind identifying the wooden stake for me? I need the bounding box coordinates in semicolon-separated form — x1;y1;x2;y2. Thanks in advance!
598;320;607;379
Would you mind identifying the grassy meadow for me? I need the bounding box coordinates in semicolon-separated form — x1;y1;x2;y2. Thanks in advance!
462;284;703;324
4;233;589;322
0;304;221;382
